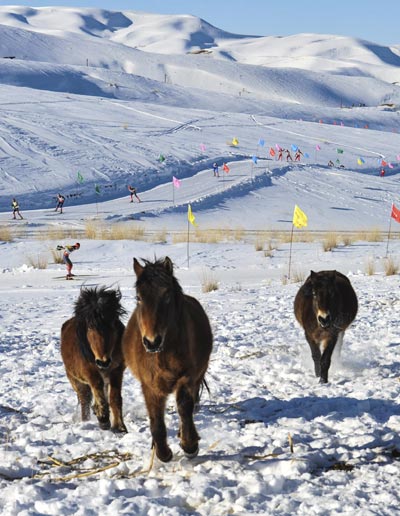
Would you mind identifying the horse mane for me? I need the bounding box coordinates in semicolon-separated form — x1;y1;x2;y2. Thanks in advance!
136;258;183;296
74;286;126;362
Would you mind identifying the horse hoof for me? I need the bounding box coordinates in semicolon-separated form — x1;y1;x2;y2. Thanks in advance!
182;444;199;459
99;420;111;430
156;447;173;463
111;424;128;434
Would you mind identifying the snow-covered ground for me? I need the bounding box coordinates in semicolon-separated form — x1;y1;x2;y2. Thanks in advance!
0;6;400;515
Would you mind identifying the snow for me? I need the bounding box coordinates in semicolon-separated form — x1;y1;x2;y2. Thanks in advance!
0;5;400;515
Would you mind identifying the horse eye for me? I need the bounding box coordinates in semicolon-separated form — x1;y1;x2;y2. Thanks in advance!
135;295;141;303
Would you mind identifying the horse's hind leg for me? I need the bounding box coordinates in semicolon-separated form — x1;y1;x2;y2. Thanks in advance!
68;375;92;421
142;385;172;463
176;383;199;458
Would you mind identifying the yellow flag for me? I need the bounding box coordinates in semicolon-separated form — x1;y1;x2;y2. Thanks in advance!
293;204;308;229
188;204;197;226
357;158;363;165
232;137;239;146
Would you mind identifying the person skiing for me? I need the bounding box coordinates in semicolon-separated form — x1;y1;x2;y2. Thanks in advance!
294;149;303;162
11;198;23;219
55;193;65;213
212;162;219;177
128;185;141;202
57;243;80;279
277;149;283;161
285;149;293;161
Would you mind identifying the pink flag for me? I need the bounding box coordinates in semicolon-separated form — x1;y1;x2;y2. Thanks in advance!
275;144;281;150
200;143;206;152
316;144;321;151
389;163;394;169
172;176;181;188
397;154;400;161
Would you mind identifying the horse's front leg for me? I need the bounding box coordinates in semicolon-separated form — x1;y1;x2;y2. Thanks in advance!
90;375;110;430
142;385;172;462
68;375;92;421
320;334;338;384
108;367;127;433
176;383;199;458
305;333;321;378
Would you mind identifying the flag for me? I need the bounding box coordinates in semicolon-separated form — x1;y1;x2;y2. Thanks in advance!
315;144;321;151
223;163;230;173
389;163;394;169
292;204;308;229
200;143;206;152
188;204;197;226
291;144;298;152
381;160;387;167
397;154;400;161
252;155;257;164
77;172;84;184
232;137;239;146
357;158;365;165
158;154;165;163
95;184;101;195
391;203;400;223
269;147;276;157
258;138;265;147
337;148;344;154
304;152;310;158
275;144;281;150
172;176;181;188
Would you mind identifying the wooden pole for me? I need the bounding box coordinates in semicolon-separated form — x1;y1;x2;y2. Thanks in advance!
288;224;295;280
386;212;393;258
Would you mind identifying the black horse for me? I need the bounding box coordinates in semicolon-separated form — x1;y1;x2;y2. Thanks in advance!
294;270;358;383
61;286;127;432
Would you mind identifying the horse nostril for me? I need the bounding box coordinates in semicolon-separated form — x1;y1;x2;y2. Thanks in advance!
318;315;331;328
95;358;111;369
143;335;163;353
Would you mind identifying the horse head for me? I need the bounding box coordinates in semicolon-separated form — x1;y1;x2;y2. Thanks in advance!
133;257;182;353
306;270;338;329
75;287;125;368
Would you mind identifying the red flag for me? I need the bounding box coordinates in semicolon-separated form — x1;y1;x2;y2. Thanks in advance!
381;160;388;167
391;203;400;223
269;147;276;157
223;163;230;173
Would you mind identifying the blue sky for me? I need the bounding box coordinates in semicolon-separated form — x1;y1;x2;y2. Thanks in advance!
9;1;400;45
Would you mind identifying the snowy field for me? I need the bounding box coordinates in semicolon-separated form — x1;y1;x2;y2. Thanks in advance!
0;6;400;515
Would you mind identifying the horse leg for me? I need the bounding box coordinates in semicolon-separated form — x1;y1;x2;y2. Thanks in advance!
90;377;111;430
176;383;199;458
67;375;92;421
305;333;322;378
142;385;172;462
108;368;127;433
320;335;338;384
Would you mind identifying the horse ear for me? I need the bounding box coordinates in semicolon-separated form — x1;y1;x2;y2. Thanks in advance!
310;270;316;279
163;256;174;275
133;258;144;277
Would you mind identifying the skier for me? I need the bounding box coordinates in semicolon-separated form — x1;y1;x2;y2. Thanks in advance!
277;149;283;161
285;149;293;161
11;198;23;220
128;185;141;202
212;162;219;177
57;243;80;279
55;193;65;213
294;149;303;162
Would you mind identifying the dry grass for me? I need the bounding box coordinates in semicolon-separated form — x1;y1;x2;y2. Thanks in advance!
355;228;384;242
0;226;13;242
84;221;145;240
201;268;219;293
384;256;399;276
27;254;48;269
254;238;265;252
51;249;64;264
290;269;305;283
365;257;376;276
152;228;168;244
341;234;355;246
322;232;339;252
38;227;79;241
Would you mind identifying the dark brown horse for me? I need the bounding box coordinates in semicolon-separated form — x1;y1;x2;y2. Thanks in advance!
61;286;127;432
294;270;358;383
122;257;213;462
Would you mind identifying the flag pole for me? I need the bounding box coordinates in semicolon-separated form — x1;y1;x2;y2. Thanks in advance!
187;216;190;268
386;209;393;258
288;224;295;280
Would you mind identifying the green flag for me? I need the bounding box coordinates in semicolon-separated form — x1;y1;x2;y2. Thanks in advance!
77;172;84;184
337;148;344;154
95;184;101;195
158;154;165;163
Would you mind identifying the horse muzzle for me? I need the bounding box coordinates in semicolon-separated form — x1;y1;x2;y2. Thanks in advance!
142;335;164;353
317;314;331;329
95;358;112;369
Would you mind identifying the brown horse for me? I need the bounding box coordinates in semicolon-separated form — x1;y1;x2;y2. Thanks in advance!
61;286;127;432
294;270;358;383
122;257;213;462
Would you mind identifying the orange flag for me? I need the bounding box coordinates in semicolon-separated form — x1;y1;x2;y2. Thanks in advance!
391;203;400;223
269;147;276;157
223;163;230;173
